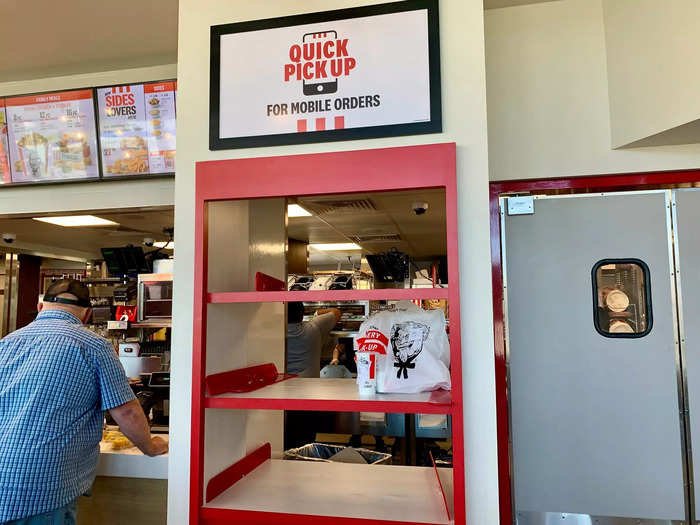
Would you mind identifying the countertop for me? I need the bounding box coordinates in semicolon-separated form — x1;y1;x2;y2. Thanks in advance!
97;434;169;479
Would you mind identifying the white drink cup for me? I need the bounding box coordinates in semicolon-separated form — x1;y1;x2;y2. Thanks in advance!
356;352;377;397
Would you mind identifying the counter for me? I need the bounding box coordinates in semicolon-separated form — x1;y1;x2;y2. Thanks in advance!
97;434;169;479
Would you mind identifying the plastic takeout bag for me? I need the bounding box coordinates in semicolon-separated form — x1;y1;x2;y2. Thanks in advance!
354;301;450;394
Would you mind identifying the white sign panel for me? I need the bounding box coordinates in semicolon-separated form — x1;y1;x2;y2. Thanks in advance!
211;0;440;149
6;89;100;183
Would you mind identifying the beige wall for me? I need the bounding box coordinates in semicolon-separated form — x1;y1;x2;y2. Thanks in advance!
485;0;700;181
603;0;700;148
172;1;496;524
0;64;176;215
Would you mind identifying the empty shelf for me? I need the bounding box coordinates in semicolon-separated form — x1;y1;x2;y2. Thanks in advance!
203;460;453;524
204;378;453;414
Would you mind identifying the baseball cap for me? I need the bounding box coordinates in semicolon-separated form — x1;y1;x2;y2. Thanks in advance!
43;279;91;308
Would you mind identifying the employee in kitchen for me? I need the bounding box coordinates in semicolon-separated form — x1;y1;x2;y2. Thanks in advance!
286;301;341;378
0;279;167;525
286;302;341;449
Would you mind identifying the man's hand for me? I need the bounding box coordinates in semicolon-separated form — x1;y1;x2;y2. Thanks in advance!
145;435;169;457
109;399;168;456
330;343;346;365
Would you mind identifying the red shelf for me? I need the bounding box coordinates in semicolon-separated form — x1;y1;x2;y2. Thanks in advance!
191;144;465;524
204;378;453;414
207;288;449;304
202;460;454;525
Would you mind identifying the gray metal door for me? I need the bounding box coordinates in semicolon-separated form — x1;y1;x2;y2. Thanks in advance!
672;189;700;524
503;192;687;524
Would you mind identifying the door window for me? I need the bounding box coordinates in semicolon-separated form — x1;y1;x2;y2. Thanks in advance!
593;259;652;338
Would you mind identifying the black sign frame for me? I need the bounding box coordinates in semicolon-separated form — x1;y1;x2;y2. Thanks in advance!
0;79;176;188
209;0;442;150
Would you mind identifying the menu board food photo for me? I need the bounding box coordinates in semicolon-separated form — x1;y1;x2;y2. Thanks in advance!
144;81;176;174
5;90;100;183
0;99;10;183
97;84;150;176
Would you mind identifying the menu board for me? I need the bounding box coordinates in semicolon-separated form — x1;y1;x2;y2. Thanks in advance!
144;81;176;174
6;89;100;182
0;99;10;183
97;84;149;176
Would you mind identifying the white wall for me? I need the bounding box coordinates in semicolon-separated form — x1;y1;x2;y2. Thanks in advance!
0;64;176;214
603;0;700;148
485;0;700;181
172;1;496;524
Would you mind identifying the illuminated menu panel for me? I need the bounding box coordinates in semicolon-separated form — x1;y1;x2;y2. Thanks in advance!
0;99;10;183
5;90;100;183
144;81;176;174
97;84;149;176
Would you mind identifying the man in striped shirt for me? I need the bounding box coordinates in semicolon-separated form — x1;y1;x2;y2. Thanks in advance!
0;279;167;524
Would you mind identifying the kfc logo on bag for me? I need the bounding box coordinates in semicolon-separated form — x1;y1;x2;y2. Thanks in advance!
390;321;430;379
356;329;388;354
284;31;357;96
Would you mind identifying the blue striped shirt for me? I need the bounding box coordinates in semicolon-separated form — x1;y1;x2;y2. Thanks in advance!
0;310;135;522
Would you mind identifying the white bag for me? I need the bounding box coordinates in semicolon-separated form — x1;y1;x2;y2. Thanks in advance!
355;301;450;393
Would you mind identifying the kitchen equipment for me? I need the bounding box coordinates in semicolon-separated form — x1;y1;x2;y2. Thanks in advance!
118;341;141;357
289;275;315;291
91;306;112;324
153;258;174;274
606;289;630;312
113;281;137;303
115;305;137;322
329;274;353;290
136;371;170;431
137;273;173;322
610;320;635;333
119;355;162;380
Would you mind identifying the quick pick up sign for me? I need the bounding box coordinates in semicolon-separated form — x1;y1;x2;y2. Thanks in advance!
210;0;441;149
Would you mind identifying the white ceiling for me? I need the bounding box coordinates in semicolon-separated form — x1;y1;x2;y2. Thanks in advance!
289;189;446;269
484;0;561;9
0;0;178;82
0;207;174;261
0;0;564;82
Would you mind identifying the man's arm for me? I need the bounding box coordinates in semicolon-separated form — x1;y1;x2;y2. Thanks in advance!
312;308;341;341
109;399;168;457
315;307;341;325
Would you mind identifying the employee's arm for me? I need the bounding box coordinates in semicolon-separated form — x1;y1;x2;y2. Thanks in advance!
315;307;341;325
109;399;168;457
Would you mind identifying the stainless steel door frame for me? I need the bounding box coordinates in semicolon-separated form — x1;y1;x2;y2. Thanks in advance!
668;190;694;525
671;189;700;524
501;190;690;524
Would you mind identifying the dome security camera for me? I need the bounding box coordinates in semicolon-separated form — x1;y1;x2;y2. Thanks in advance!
143;237;155;247
2;233;16;244
411;201;429;216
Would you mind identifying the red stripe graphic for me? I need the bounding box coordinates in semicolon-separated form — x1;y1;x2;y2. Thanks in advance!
7;89;93;106
297;117;344;133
